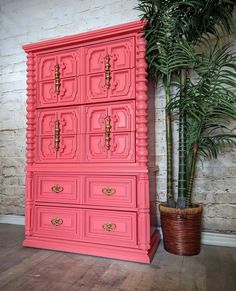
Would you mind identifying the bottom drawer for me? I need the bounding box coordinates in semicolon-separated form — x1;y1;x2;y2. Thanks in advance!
34;206;79;240
83;209;137;247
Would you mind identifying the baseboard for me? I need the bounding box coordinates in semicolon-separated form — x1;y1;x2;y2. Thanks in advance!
0;215;25;225
0;215;235;248
157;226;236;248
201;231;236;248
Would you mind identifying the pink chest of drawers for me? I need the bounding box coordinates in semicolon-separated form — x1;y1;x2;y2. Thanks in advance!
23;20;160;263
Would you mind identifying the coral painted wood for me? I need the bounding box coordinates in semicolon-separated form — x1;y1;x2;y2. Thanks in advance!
23;20;160;263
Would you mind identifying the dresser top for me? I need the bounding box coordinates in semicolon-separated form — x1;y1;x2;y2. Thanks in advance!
23;20;145;53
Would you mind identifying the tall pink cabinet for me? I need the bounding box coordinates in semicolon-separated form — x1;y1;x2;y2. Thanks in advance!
23;21;159;263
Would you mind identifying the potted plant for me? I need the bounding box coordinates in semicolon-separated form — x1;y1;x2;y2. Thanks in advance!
136;0;236;255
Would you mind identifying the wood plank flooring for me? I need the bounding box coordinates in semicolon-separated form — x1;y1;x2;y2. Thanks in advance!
0;224;235;291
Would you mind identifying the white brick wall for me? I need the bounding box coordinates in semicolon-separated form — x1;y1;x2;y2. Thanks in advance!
0;0;235;233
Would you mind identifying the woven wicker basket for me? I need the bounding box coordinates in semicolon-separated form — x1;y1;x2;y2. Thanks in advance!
160;204;203;256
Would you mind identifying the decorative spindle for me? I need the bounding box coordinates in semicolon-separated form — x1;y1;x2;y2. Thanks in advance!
25;52;36;237
136;33;148;167
26;52;36;165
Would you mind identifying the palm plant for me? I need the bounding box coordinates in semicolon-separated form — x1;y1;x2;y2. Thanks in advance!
136;0;236;208
169;40;236;207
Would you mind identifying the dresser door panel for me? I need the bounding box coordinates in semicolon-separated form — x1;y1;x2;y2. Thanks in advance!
38;136;56;160
86;73;108;102
109;69;135;100
109;132;135;162
83;105;107;134
84;176;136;208
37;111;57;136
37;50;80;108
85;70;134;103
58;52;77;78
85;38;134;74
37;111;56;161
85;132;134;162
85;45;107;75
36;175;79;203
85;134;107;161
83;209;137;247
83;101;134;134
58;77;78;105
109;101;135;132
109;38;135;70
57;135;78;160
37;109;80;162
38;55;56;81
38;81;57;107
58;109;80;135
35;206;78;239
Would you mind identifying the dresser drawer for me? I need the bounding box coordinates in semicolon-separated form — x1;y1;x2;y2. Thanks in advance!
84;176;136;208
36;175;80;203
34;206;78;239
83;209;137;247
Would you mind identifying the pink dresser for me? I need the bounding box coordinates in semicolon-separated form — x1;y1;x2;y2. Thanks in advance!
23;20;160;263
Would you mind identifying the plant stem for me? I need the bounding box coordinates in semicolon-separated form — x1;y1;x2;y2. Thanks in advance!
186;143;198;208
177;69;188;208
165;74;175;207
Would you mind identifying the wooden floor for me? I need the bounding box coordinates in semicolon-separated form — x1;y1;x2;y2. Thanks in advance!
0;224;235;291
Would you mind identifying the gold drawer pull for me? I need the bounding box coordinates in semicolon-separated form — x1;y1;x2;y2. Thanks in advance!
55;119;60;151
51;217;63;226
102;187;116;196
55;63;60;95
105;55;111;89
105;115;111;150
103;222;116;232
51;184;64;193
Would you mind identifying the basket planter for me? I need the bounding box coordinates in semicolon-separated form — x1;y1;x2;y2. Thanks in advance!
160;204;203;256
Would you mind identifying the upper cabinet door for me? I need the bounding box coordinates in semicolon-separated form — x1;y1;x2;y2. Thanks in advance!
83;101;135;162
36;108;80;162
84;38;135;103
109;38;135;70
82;101;135;134
84;45;107;75
36;50;81;108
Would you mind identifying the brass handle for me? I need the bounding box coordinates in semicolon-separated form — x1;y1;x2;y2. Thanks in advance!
105;55;111;89
51;217;63;226
105;115;111;150
51;184;64;193
102;187;116;196
55;63;60;95
55;120;60;151
103;222;116;232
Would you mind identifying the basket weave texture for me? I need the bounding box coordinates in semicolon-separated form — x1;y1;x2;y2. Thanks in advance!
160;204;203;256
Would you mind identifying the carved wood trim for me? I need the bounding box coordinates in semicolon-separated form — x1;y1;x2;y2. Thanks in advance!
26;52;36;166
23;20;145;52
136;32;148;167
